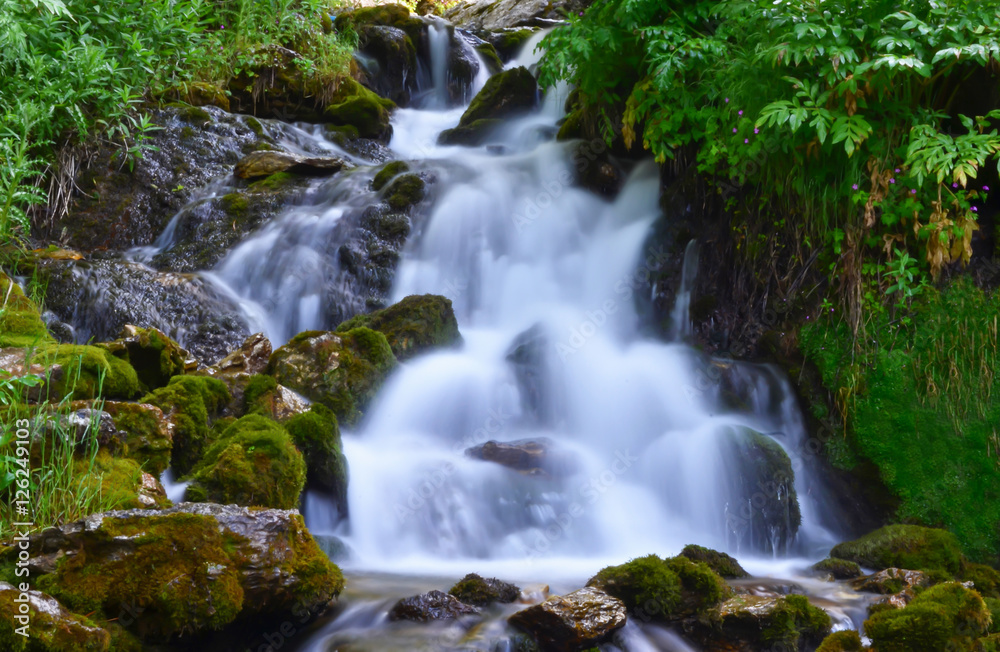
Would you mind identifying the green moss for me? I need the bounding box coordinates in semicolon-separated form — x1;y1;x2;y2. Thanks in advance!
816;629;864;652
242;373;279;412
244;116;265;136
247;171;296;193
372;160;410;191
187;415;306;509
104;402;172;476
141;375;230;475
284;404;347;497
986;597;1000;633
474;42;504;75
220;192;249;216
98;326;186;392
865;582;991;652
812;557;863;580
438;118;505;146
680;544;749;579
0;586;111;651
334;4;415;31
73;450;165;510
36;512;245;638
458;66;536;127
760;594;833;648
0;274;53;347
491;29;536;60
335;294;460;361
448;573;519;606
801;279;1000;561
557;108;585;141
42;344;141;401
587;555;682;620
385;173;425;211
980;634;1000;652
324;77;395;140
963;563;1000;599
830;524;963;574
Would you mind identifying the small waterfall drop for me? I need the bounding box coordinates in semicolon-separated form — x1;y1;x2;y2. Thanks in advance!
669;239;700;340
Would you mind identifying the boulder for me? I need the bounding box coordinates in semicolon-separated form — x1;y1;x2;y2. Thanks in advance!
864;582;990;652
449;573;520;606
439;66;538;145
810;557;863;580
388;590;480;622
284;404;349;516
353;25;419;105
0;273;54;348
140;375;231;476
233;151;350;180
97;325;188;391
335;294;460;361
466;438;578;476
323;77;397;142
680;544;749;579
816;630;865;652
691;594;832;652
211;332;273;379
854;568;932;595
73;450;170;510
445;0;577;30
506;324;551;425
0;582;111;651
830;524;963;574
185;414;307;509
16;503;343;642
483;28;537;62
508;587;626;652
268;328;397;426
242;374;313;422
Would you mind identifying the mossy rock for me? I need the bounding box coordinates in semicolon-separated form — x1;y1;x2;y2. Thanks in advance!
97;325;186;392
0;273;54;348
372;160;410;191
334;3;423;34
980;634;1000;652
705;593;832;651
248;171;298;193
963;562;1000;599
449;573;519;607
158;81;230;111
474;42;504;75
336;294;460;361
487;29;537;61
73;449;168;510
140;375;230;475
680;544;749;579
816;629;864;651
438;66;537;147
384;173;425;211
284;404;348;512
556;107;586;141
268;327;397;426
0;583;110;651
438;118;505;146
41;344;141;401
324;77;396;141
865;582;991;652
830;524;963;574
986;597;1000;633
186;414;306;509
812;557;863;580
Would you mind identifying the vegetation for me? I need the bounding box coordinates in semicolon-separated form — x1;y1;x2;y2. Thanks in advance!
864;582;992;651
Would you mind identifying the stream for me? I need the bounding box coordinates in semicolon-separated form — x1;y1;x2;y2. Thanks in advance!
99;24;877;652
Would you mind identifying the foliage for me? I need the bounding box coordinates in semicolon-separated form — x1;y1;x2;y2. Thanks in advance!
539;0;1000;322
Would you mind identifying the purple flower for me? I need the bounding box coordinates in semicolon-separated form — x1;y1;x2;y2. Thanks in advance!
911;189;917;194
852;184;859;190
744;138;749;144
754;128;759;134
725;97;730;103
895;168;900;173
985;185;991;191
733;127;737;133
738;110;743;116
973;206;979;212
890;178;895;184
953;183;959;188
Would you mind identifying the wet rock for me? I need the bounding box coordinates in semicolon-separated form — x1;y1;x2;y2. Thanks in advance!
284;404;349;516
690;594;832;652
268;328;397;426
446;0;579;30
449;573;520;606
97;324;188;391
0;347;61;402
466;438;578;476
816;629;865;652
137;471;168;508
185;414;307;509
830;524;963;574
323;77;397;142
388;590;481;622
140;375;231;476
439;66;538;145
35;256;251;364
508;587;626;652
482;28;537;62
12;503;343;642
680;544;750;579
211;332;273;379
864;582;990;651
506;324;551;425
227;44;331;123
447;31;485;104
853;567;931;595
0;582;111;650
53;105;272;251
811;557;863;580
158;80;230;110
234;151;350;179
335;294;460;361
354;25;419;105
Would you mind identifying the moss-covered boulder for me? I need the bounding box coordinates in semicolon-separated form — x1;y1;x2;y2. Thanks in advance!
830;524;963;574
853;567;932;596
323;77;396;142
449;573;519;606
157;81;230;110
0;582;111;651
963;562;1000;599
816;629;865;652
508;587;626;652
0;273;53;348
97;325;187;392
284;404;348;514
241;373;312;422
587;554;728;621
185;415;306;509
42;344;141;401
695;593;832;652
335;294;460;361
140;375;230;475
811;558;863;580
268;327;396;426
680;544;749;579
439;66;537;145
865;582;991;652
233;151;350;180
484;28;537;62
75;450;169;510
22;503;342;642
354;24;419;105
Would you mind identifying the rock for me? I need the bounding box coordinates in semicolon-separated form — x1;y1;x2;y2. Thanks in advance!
99;402;172;476
483;28;537;62
157;81;230;110
691;594;832;652
466;438;578;476
506;324;551;425
354;25;419;105
508;587;626;652
16;503;343;642
722;427;801;554
284;404;349;516
446;0;578;30
865;582;990;652
587;554;728;621
336;294;460;361
449;574;520;606
816;630;865;651
811;557;863;580
185;414;307;509
73;449;170;510
323;77;397;142
830;524;963;574
0;273;54;348
0;582;111;650
233;151;350;179
473;40;504;75
854;568;932;595
268;328;397;426
388;590;481;622
97;325;188;391
439;67;538;145
140;375;231;475
211;332;273;379
243;374;313;422
447;31;485;104
227;44;332;123
680;544;750;579
962;562;1000;599
137;471;168;508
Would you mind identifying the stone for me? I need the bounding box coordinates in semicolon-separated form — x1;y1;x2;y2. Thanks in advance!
439;67;538;145
853;568;932;595
97;324;188;391
0;582;111;651
811;557;863;580
449;573;520;606
466;438;578;476
388;590;481;622
234;151;350;180
335;294;460;361
680;544;750;579
211;332;273;378
690;594;832;652
102;402;173;476
508;587;627;652
830;524;963;574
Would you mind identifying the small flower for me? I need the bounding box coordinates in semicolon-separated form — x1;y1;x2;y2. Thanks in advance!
754;128;759;134
911;189;917;194
733;127;737;133
890;178;895;184
953;183;959;188
738;110;743;116
725;97;730;103
973;206;979;212
985;185;991;191
895;168;900;173
852;184;859;190
744;138;749;144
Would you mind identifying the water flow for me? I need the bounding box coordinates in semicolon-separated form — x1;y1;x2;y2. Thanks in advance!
669;239;700;340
